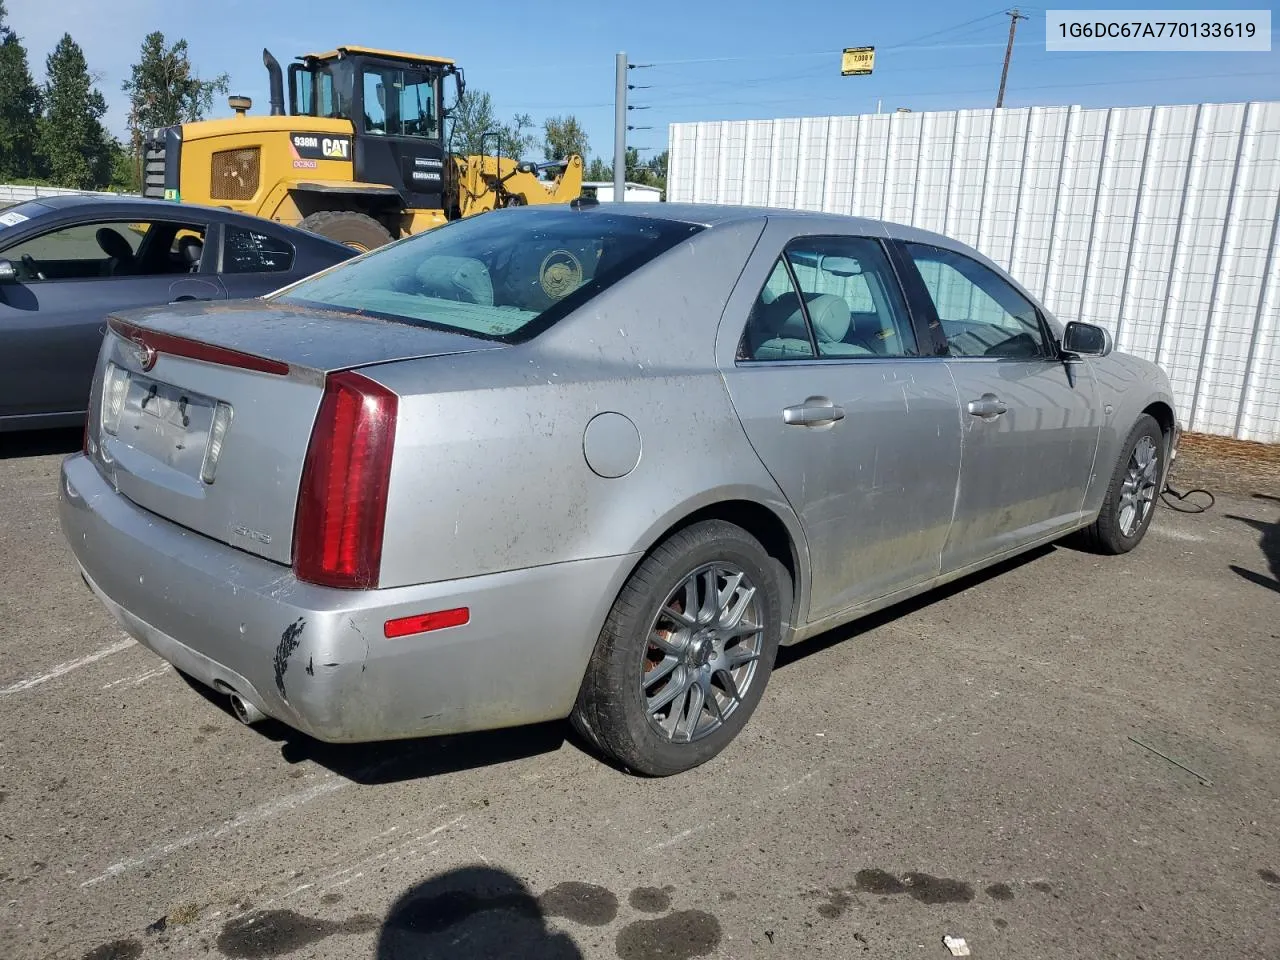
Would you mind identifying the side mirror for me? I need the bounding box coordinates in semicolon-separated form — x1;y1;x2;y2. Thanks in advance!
0;259;17;283
1062;320;1112;357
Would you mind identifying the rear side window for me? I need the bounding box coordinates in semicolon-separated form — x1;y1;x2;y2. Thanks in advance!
273;209;703;342
223;225;295;274
739;236;917;360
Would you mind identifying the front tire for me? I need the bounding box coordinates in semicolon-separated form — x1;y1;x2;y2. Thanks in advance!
572;521;782;776
1080;413;1164;554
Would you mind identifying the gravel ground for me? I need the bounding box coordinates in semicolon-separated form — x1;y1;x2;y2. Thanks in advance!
0;430;1277;960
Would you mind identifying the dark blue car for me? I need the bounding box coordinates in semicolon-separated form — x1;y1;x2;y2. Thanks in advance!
0;195;356;432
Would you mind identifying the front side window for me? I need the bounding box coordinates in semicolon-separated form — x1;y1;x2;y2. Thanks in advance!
361;66;438;138
3;220;206;281
905;242;1048;360
222;225;294;274
739;236;918;361
274;210;701;342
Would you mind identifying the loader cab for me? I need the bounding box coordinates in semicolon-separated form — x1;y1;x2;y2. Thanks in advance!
287;46;463;212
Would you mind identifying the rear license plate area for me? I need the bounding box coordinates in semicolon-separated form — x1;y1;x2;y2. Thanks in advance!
119;376;217;476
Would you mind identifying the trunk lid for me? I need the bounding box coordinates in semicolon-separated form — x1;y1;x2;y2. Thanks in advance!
90;300;500;566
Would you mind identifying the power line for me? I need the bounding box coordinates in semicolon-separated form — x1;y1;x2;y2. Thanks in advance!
881;7;1008;50
649;68;1279;113
636;35;1013;68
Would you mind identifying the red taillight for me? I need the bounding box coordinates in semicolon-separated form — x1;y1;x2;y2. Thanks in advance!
293;371;398;589
108;317;289;376
383;607;470;639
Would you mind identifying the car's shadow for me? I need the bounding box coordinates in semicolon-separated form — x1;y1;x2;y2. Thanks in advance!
188;543;1057;784
775;544;1054;668
179;672;571;784
0;426;81;460
1227;493;1280;595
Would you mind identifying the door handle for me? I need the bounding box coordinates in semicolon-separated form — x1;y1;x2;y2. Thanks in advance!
783;397;845;427
966;393;1008;419
170;295;211;303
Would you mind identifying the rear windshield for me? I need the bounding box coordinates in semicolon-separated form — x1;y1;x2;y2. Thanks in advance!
273;208;702;342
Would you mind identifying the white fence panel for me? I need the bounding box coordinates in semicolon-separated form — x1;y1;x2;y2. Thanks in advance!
0;184;127;205
668;100;1280;442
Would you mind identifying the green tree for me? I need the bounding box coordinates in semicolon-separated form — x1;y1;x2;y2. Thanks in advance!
38;33;114;189
543;114;588;162
121;32;228;189
585;156;611;182
0;1;43;179
645;149;668;199
109;142;137;191
447;89;538;159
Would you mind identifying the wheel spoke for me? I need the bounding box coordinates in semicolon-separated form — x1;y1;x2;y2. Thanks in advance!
720;584;757;630
716;571;744;617
1118;504;1135;536
705;686;727;722
649;627;687;656
714;668;743;704
677;679;707;741
644;654;680;688
649;670;691;714
661;603;698;630
724;645;761;669
698;569;719;623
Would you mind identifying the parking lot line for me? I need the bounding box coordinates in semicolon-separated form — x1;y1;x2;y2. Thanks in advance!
0;638;135;696
82;778;349;886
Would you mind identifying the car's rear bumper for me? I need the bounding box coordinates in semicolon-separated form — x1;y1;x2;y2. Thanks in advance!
59;453;638;742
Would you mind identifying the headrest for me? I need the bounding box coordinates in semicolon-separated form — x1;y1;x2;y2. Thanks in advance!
96;228;134;261
178;236;203;264
414;256;494;305
805;294;852;343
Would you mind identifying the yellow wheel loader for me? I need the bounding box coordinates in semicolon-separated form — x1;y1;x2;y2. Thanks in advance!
142;47;583;250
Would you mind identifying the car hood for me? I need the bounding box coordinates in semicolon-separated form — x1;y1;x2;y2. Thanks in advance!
109;297;504;373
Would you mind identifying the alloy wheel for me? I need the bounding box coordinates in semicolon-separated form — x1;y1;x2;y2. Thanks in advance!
641;563;764;744
1118;435;1160;536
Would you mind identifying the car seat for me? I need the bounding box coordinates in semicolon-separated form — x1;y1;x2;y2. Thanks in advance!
753;292;872;359
177;236;203;273
96;228;137;276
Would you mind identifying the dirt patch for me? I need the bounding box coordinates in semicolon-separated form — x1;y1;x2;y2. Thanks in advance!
1172;434;1280;498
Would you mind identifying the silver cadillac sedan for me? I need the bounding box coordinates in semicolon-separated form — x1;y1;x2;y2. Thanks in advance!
59;203;1180;776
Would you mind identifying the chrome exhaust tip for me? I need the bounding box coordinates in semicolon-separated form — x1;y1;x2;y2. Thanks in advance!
228;692;266;725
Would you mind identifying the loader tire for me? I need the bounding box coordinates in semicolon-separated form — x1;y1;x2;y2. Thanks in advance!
299;211;394;252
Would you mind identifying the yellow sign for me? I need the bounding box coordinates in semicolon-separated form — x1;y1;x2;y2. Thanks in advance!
841;46;875;76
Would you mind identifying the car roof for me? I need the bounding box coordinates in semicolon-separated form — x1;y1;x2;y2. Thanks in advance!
569;201;987;258
23;194;349;248
539;200;927;238
32;194;250;219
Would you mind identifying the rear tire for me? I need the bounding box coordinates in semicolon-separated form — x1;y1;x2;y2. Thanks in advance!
572;520;782;776
1079;413;1164;554
299;211;394;252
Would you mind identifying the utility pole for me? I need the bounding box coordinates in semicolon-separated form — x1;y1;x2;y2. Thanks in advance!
614;52;627;202
996;8;1028;108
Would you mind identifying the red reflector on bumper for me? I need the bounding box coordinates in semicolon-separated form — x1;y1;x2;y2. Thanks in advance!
383;607;470;639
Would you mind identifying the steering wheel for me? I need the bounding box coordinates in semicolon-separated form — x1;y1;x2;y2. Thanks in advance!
20;254;44;281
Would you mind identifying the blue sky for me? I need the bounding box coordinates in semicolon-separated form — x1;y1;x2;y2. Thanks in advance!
6;0;1278;163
